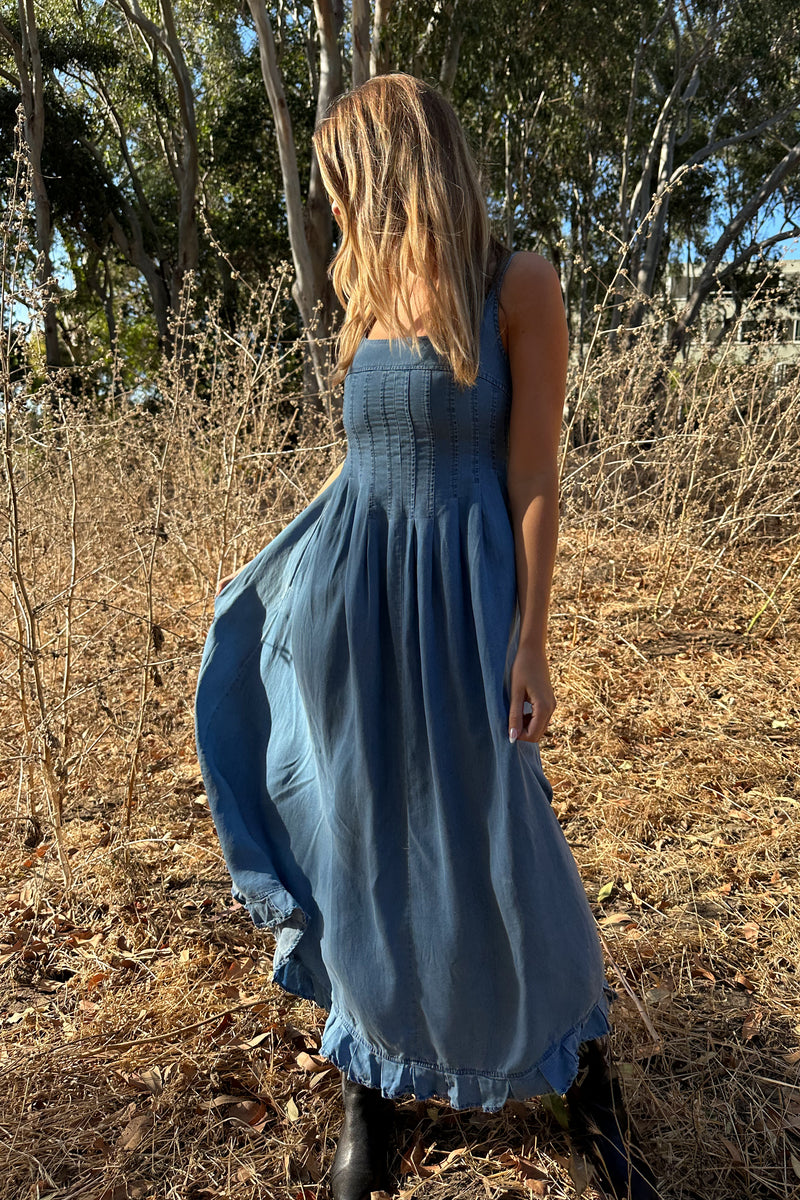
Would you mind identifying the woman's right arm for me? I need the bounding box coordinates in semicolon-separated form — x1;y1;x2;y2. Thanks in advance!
216;458;345;596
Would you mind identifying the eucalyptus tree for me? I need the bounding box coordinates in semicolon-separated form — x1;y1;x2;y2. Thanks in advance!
3;0;798;387
609;0;800;355
0;0;306;373
0;0;59;368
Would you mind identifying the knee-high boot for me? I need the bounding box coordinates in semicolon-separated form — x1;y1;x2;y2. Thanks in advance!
566;1036;660;1200
330;1070;395;1200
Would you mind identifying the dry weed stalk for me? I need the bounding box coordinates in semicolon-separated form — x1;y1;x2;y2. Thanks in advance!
1;116;72;887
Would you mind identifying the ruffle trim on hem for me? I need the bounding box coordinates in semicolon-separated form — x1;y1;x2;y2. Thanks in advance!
238;887;616;1111
318;991;613;1113
237;888;321;1004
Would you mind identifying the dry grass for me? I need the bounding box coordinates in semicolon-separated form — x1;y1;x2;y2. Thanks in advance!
2;158;799;1198
1;520;797;1200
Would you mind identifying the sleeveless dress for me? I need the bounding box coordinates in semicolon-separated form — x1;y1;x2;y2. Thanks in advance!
194;254;611;1112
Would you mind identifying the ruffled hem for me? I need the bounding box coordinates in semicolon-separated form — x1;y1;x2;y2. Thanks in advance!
317;989;614;1113
238;887;322;1005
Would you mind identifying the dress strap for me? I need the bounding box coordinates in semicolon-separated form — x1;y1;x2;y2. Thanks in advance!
492;248;517;297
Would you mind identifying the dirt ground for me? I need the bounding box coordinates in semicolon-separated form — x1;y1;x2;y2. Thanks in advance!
1;527;798;1200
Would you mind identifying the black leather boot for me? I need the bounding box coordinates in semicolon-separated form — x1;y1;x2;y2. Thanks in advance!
330;1070;395;1200
566;1036;660;1200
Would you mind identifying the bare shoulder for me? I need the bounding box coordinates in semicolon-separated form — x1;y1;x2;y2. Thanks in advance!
497;251;564;345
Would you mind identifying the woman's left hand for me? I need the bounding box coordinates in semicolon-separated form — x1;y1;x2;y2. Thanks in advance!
508;644;556;743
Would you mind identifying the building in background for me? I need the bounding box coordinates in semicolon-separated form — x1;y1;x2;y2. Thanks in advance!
668;258;800;381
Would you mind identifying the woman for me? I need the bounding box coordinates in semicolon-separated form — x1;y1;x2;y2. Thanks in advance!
195;74;659;1200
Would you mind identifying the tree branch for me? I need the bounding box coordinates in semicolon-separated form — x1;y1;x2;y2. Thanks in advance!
672;141;800;346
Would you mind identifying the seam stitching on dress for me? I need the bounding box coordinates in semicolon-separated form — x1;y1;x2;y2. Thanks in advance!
380;371;392;512
363;372;376;516
422;371;434;518
448;376;458;499
471;378;480;488
402;371;416;514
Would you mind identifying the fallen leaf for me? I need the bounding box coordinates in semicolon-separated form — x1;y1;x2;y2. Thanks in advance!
203;1093;251;1109
308;1068;335;1090
645;985;673;1005
127;1067;163;1096
286;1096;300;1122
598;912;638;928
296;1050;329;1072
239;1030;273;1049
99;1183;149;1200
209;1012;234;1038
721;1137;744;1165
117;1113;153;1152
741;921;760;943
632;1040;663;1059
497;1150;549;1181
742;1008;765;1042
401;1133;434;1178
597;881;614;902
85;971;110;992
0;941;22;966
226;1099;270;1130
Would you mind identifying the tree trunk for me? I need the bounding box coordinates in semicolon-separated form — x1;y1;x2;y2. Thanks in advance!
438;0;462;96
308;0;344;337
670;142;800;356
0;5;60;370
248;0;331;394
351;0;370;87
370;0;393;75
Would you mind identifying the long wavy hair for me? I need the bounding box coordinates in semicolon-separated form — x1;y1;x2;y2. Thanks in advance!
312;73;496;389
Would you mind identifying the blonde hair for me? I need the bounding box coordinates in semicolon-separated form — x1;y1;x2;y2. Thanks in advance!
312;73;493;389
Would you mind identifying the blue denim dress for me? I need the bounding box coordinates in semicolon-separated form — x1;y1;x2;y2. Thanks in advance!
194;253;611;1112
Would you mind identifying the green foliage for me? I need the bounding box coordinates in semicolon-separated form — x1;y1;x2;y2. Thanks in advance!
1;0;798;386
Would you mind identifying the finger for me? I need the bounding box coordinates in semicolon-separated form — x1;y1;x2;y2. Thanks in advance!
508;683;527;743
527;699;557;743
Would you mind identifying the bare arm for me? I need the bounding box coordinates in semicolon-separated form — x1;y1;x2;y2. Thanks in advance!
501;252;568;742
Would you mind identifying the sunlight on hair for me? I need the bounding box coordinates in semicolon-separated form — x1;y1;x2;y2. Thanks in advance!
312;73;492;389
